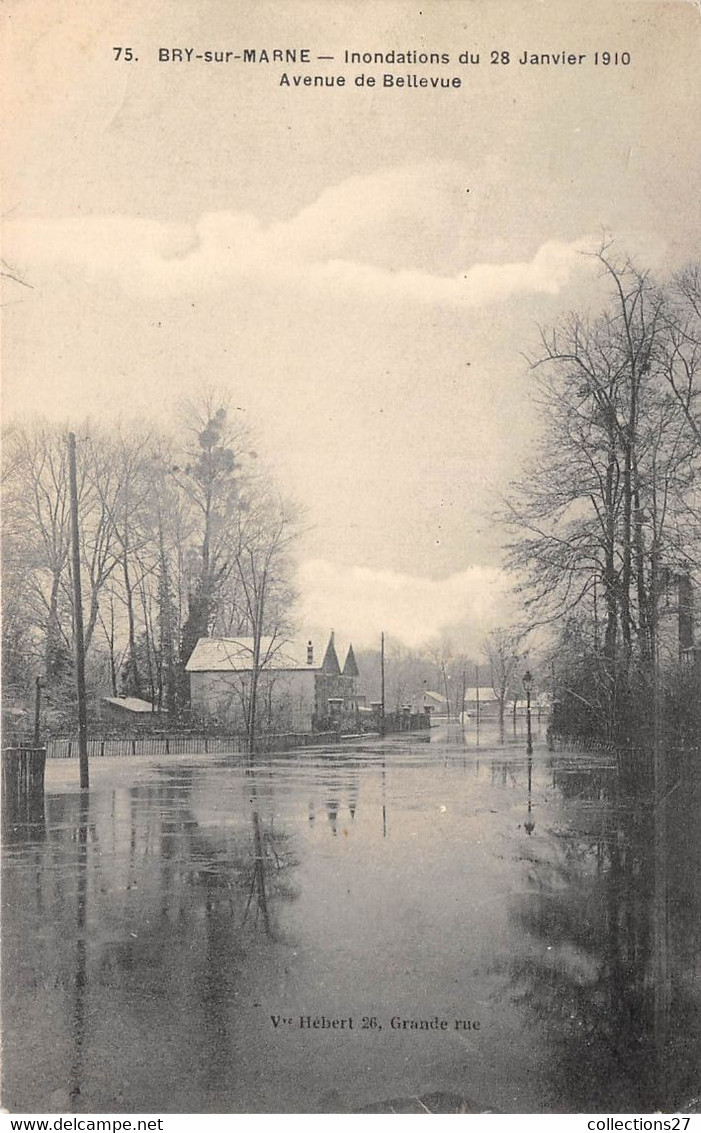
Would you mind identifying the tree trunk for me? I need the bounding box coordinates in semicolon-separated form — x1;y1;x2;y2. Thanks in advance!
157;523;177;716
246;580;266;753
45;572;64;678
122;555;141;697
620;431;633;663
603;444;619;737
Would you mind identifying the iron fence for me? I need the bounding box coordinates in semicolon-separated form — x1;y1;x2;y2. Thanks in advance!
3;729;348;759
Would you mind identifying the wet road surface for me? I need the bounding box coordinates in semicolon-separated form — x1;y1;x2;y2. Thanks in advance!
2;724;700;1113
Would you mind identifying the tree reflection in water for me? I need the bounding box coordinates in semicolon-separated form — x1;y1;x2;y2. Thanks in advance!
2;761;300;1112
499;755;701;1113
4;744;699;1114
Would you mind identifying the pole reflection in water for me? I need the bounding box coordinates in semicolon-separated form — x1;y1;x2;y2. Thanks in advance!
69;792;90;1109
381;758;387;839
348;780;358;822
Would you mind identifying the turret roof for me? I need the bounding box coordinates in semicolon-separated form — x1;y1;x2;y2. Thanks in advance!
342;643;359;677
321;631;341;675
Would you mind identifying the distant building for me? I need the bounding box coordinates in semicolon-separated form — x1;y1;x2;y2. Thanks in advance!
418;690;448;716
100;696;165;727
462;687;500;717
461;688;549;720
186;631;361;734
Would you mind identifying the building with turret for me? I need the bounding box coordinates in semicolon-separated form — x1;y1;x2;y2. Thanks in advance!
312;634;361;731
186;631;362;734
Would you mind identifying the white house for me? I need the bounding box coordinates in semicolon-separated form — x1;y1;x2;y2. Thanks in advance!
186;632;361;733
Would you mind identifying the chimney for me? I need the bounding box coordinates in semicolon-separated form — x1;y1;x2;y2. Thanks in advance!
307;640;314;666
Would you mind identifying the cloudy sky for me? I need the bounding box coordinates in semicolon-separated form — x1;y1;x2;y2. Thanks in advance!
3;0;700;651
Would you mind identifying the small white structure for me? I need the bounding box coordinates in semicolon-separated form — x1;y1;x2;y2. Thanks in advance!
462;687;500;717
100;696;164;726
419;690;448;716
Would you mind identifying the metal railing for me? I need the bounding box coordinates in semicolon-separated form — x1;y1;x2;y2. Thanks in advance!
3;729;347;759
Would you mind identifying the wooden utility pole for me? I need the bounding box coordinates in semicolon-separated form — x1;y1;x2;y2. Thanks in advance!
68;432;89;789
461;669;466;728
442;662;451;721
380;631;386;732
475;664;480;738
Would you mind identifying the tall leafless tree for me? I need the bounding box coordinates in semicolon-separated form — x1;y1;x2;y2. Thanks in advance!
505;245;700;737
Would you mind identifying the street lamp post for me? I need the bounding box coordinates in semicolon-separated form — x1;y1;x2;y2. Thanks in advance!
523;670;533;756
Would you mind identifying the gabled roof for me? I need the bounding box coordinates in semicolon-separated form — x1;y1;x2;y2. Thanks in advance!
342;643;359;677
101;696;161;714
321;632;341;675
186;636;313;673
464;687;500;702
186;631;363;676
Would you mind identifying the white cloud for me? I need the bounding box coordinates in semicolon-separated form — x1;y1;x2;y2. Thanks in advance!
5;165;594;307
295;557;512;651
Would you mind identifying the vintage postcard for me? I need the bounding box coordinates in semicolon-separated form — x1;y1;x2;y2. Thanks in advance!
2;0;700;1118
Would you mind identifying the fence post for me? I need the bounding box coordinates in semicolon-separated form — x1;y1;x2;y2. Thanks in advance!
2;746;46;829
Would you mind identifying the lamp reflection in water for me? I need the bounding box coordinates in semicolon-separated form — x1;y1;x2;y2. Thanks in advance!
522;671;535;835
523;669;533;756
524;751;535;836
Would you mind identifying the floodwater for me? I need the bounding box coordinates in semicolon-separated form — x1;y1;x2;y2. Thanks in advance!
2;723;700;1114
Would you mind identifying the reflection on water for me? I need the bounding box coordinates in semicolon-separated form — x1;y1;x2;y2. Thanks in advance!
503;751;700;1112
70;793;89;1107
2;725;699;1114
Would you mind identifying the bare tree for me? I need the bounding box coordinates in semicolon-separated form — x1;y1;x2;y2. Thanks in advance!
661;263;701;449
2;403;303;733
231;487;302;750
505;244;700;738
482;626;527;734
173;395;251;686
3;423;74;680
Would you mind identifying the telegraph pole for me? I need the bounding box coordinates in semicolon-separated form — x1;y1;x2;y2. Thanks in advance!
68;432;89;789
461;669;466;728
475;664;480;736
380;631;386;733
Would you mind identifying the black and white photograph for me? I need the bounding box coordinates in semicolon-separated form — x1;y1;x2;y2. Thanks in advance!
2;0;700;1118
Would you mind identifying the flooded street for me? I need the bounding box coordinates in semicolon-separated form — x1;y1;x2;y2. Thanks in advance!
3;725;700;1114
